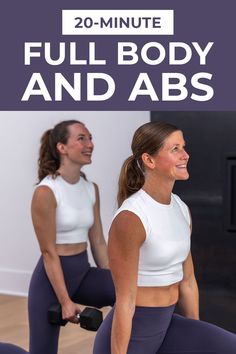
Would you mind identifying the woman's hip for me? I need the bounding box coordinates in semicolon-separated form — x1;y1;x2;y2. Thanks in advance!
93;304;175;354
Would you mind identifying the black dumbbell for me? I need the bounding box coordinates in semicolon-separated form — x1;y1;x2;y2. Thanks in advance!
48;304;103;331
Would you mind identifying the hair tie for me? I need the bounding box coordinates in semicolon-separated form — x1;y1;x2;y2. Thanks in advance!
136;159;145;175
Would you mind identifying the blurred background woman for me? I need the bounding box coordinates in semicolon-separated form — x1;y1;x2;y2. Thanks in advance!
0;120;115;354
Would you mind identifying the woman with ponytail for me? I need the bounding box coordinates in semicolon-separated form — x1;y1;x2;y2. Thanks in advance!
93;121;236;354
1;120;115;354
29;120;115;354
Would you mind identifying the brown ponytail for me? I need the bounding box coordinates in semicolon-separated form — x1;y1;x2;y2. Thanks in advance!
38;129;60;181
37;120;85;182
117;155;145;207
117;121;179;206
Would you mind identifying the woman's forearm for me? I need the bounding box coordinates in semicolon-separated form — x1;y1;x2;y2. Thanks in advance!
91;242;109;269
111;304;134;354
178;277;199;320
42;250;70;305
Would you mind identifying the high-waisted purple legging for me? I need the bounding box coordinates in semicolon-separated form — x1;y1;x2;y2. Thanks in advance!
93;304;236;354
0;251;115;354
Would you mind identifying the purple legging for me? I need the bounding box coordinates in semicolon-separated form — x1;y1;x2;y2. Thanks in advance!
0;251;115;354
0;344;27;354
93;304;236;354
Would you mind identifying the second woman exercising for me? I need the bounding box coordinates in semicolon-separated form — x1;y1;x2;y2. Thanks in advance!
28;120;115;354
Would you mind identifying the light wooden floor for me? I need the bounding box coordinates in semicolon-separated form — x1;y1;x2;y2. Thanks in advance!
0;295;109;354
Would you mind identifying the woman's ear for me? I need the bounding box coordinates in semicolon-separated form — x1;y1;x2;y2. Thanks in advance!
141;153;156;170
56;142;67;155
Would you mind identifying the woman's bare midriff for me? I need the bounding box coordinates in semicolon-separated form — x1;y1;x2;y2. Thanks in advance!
136;282;180;307
56;242;87;256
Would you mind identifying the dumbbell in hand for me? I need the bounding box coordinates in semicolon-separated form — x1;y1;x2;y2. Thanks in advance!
48;304;103;331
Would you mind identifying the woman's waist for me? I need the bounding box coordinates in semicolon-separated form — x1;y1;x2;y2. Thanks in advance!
136;282;180;307
56;242;87;256
37;246;90;279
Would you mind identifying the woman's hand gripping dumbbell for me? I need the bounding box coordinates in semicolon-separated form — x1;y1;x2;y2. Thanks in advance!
48;303;103;331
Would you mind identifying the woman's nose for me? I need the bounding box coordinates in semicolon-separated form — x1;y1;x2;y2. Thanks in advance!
87;139;94;149
182;149;189;160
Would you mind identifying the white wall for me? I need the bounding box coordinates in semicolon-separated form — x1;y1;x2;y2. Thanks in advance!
0;111;149;296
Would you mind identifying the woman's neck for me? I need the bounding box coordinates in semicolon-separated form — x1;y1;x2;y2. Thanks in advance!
142;175;174;205
57;164;81;184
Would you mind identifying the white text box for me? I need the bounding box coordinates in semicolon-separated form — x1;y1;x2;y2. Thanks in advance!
62;10;174;36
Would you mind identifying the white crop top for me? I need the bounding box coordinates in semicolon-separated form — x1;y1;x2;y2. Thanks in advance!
113;189;191;287
38;175;96;244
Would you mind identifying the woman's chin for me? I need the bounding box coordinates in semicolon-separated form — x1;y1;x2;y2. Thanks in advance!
177;172;189;180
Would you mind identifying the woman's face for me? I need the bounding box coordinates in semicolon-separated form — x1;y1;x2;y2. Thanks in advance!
60;123;94;166
152;130;189;181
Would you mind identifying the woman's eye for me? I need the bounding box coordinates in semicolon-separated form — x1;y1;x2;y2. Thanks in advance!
172;146;178;152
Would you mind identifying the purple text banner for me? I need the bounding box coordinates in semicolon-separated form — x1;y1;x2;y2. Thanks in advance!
0;0;235;110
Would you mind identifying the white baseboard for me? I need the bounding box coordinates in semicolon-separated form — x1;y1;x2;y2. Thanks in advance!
0;268;31;297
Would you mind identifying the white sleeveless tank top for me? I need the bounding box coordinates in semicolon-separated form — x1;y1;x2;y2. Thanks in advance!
38;175;95;244
113;189;191;287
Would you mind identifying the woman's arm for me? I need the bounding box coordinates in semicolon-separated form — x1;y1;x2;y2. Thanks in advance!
178;251;199;320
88;183;109;269
178;206;199;320
109;211;145;354
31;186;80;322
